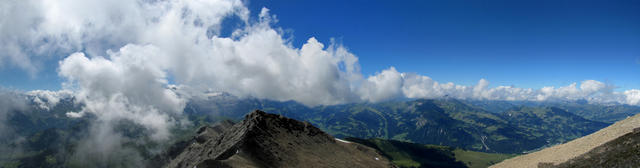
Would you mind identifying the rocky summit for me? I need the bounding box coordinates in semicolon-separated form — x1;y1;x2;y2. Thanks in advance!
163;110;395;168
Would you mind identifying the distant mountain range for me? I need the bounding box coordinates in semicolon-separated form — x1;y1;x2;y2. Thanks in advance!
2;92;640;167
186;94;622;153
155;110;517;168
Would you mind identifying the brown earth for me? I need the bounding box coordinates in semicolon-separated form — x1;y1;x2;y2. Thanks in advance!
491;113;640;168
552;130;640;168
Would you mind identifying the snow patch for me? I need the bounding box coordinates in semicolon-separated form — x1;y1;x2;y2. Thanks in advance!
335;138;351;143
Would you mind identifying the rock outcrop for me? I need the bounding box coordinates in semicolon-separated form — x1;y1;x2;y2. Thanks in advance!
164;110;395;168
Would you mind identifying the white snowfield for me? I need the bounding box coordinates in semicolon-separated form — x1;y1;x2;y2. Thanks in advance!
335;138;352;144
491;113;640;168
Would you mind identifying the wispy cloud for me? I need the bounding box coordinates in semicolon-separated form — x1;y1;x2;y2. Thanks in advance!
0;89;29;160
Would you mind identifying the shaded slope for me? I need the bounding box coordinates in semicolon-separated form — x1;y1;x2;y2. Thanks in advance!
164;110;394;168
452;149;517;168
346;138;467;168
148;120;236;168
502;106;609;146
346;138;516;168
551;129;640;168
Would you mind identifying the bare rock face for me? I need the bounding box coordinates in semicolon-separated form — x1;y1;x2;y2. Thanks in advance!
164;110;395;168
194;120;235;143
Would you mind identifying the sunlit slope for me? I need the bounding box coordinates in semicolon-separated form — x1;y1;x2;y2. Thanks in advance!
491;113;640;168
345;138;516;168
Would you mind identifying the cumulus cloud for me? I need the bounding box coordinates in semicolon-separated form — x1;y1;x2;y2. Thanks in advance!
26;90;73;110
2;1;640;164
398;73;628;105
3;0;640;110
624;90;640;105
2;0;639;112
0;0;635;167
56;46;188;165
2;0;245;164
359;67;403;102
60;46;186;140
0;0;42;74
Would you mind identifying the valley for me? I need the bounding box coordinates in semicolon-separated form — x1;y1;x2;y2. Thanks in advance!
1;94;635;167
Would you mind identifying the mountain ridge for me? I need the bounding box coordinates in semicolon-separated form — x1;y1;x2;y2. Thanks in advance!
164;110;395;168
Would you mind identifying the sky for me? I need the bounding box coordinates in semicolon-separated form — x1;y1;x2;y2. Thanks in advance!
0;0;639;107
247;0;640;90
1;1;639;91
0;0;639;163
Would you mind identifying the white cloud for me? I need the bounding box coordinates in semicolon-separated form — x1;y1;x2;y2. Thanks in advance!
1;0;640;165
26;89;72;110
624;90;640;105
397;76;636;105
0;0;248;74
0;90;28;131
59;45;185;141
4;0;639;110
2;0;640;158
2;0;248;163
0;0;42;75
359;67;403;102
0;90;29;156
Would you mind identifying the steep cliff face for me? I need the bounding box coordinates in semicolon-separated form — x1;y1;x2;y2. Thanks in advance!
164;110;395;168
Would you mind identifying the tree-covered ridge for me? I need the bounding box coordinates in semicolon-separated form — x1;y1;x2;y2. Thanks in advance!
298;99;607;153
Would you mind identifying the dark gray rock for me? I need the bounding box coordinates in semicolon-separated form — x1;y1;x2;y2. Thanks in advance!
164;110;395;168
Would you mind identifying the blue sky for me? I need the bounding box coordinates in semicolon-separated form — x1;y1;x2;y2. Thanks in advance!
1;0;639;91
246;0;640;90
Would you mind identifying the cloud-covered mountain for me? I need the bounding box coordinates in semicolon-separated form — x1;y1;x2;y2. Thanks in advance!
1;0;638;167
1;88;639;167
1;1;639;155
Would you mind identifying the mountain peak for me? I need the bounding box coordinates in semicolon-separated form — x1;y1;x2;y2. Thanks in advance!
164;110;394;168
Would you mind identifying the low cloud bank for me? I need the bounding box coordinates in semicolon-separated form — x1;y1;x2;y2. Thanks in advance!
2;0;636;108
0;90;29;160
1;0;639;165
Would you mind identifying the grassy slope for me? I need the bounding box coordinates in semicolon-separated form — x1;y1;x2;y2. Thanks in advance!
453;149;517;168
346;138;516;168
